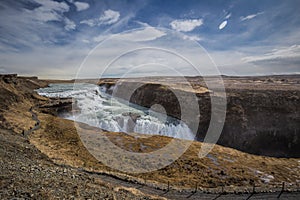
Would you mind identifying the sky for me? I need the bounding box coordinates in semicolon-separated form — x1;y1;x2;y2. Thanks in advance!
0;0;300;79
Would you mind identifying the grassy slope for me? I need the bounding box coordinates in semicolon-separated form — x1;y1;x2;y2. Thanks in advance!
1;76;299;193
29;113;300;192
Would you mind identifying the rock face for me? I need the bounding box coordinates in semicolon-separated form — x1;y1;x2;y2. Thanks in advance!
0;74;73;133
99;76;300;157
38;98;73;116
219;89;299;157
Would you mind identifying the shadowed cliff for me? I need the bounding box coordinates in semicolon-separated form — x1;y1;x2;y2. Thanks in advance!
98;75;300;157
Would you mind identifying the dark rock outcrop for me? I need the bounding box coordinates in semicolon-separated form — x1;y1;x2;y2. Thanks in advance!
38;98;73;116
99;76;300;158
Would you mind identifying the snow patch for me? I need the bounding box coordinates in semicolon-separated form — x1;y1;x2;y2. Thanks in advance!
261;174;274;183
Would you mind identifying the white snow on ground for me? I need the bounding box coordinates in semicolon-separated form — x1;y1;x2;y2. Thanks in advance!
261;174;274;183
222;155;235;163
252;169;275;183
206;154;219;166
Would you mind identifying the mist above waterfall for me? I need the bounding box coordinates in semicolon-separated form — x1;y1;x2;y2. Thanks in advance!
37;83;195;140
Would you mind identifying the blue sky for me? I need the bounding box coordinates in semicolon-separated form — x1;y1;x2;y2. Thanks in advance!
0;0;299;78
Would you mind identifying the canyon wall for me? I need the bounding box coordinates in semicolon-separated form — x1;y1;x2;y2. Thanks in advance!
99;77;300;158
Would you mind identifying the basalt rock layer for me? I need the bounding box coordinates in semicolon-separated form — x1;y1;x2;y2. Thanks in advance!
98;76;300;157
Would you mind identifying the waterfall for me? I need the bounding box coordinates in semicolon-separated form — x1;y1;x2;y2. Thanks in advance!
36;83;195;140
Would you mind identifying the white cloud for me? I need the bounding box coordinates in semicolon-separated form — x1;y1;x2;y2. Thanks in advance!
27;0;76;32
30;0;69;22
94;27;166;42
135;21;150;27
80;9;120;27
182;35;202;41
225;13;231;19
82;39;90;43
80;19;95;26
99;9;120;25
2;1;299;78
74;1;90;11
0;0;72;48
117;27;166;42
242;45;300;63
218;20;227;30
240;12;263;21
170;19;203;32
64;18;76;31
93;35;107;42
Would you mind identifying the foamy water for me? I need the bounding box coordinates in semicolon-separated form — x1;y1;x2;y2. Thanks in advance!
36;83;195;140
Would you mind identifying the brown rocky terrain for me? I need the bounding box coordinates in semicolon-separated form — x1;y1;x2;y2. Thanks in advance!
0;74;300;199
0;74;165;199
0;128;165;200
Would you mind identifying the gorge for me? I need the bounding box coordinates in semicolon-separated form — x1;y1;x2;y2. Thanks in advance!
98;76;300;157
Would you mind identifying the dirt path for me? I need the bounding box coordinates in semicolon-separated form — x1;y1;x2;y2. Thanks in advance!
23;107;40;137
2;127;299;200
83;170;300;200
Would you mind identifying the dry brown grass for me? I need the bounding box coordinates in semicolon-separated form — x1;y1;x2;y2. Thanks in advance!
1;76;299;192
29;113;300;191
4;102;36;133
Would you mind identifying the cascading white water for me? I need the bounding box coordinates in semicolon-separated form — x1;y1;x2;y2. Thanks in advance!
36;83;195;140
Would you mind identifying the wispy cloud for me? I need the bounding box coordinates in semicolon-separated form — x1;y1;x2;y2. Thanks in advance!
182;35;202;41
99;9;120;25
115;27;166;42
93;13;135;42
218;20;228;30
29;0;69;22
79;19;94;26
0;0;72;50
0;0;299;78
240;12;263;21
169;19;203;32
94;27;166;42
225;13;231;19
74;1;90;11
64;18;76;31
242;45;300;63
80;9;120;27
